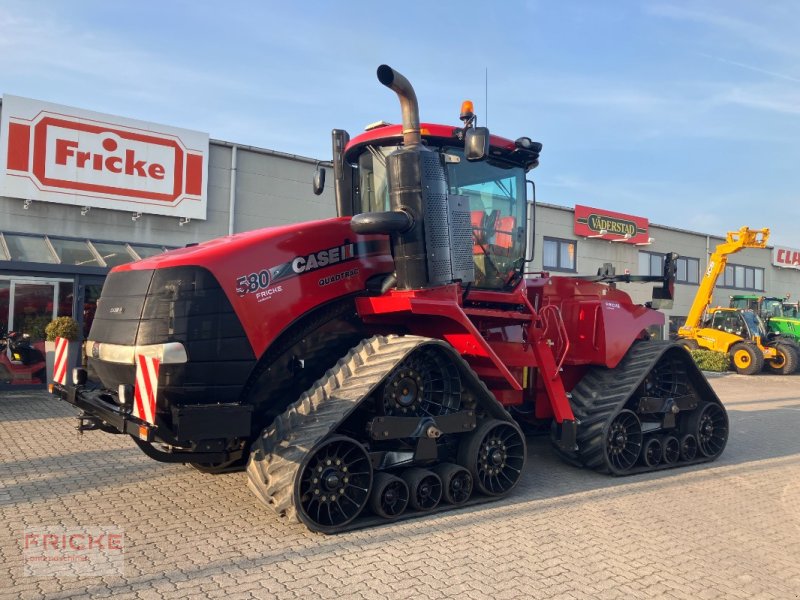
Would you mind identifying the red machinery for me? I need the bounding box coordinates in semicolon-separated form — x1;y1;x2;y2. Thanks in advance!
52;66;727;533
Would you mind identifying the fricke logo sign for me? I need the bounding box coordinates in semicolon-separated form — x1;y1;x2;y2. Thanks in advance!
0;95;209;219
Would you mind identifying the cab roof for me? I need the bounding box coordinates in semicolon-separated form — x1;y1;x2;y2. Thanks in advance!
344;123;539;170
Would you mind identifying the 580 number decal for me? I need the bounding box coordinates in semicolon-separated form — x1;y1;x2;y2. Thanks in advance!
236;269;271;295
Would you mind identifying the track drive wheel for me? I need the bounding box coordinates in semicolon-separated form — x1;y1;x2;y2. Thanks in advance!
662;435;680;465
368;473;409;519
640;437;662;468
604;409;642;474
765;342;798;375
687;402;728;459
730;342;764;375
433;463;473;506
295;436;373;533
458;419;526;496
402;468;442;511
679;434;698;461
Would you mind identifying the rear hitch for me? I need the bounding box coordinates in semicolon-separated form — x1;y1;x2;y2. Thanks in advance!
76;413;101;435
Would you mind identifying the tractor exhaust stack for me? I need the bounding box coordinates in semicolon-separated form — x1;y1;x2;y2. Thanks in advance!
377;65;421;147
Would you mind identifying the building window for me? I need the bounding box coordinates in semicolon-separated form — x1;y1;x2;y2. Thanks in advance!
543;237;576;272
720;263;764;291
676;257;699;284
639;252;699;284
638;251;664;276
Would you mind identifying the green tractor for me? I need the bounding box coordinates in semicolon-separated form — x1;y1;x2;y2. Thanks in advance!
730;294;800;343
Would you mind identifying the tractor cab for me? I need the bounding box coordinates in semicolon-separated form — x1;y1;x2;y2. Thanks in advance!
707;308;769;341
322;72;541;293
730;295;786;319
760;298;785;318
344;125;535;289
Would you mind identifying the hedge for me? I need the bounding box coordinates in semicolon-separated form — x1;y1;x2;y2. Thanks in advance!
689;349;730;372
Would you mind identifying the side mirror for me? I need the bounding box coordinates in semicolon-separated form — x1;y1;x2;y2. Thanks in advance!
464;127;490;161
312;166;326;196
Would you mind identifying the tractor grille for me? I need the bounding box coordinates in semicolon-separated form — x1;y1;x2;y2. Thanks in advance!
88;266;255;403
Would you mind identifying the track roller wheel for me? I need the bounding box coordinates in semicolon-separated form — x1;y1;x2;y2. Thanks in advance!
688;402;728;458
433;463;473;506
640;437;662;468
458;419;526;496
766;342;798;375
604;409;642;474
295;436;373;533
679;434;698;461
730;342;763;375
368;473;409;519
402;468;442;511
662;435;680;465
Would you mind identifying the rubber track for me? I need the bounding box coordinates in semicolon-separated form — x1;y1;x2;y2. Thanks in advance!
246;335;431;522
557;340;725;475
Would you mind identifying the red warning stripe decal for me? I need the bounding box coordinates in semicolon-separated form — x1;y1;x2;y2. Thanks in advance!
53;336;69;385
133;355;160;425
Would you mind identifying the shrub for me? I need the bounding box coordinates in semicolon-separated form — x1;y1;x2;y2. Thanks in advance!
45;316;80;341
689;349;730;372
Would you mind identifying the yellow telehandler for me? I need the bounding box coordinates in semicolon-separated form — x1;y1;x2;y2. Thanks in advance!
677;227;799;375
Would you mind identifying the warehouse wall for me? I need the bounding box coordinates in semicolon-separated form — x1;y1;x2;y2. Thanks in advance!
0;142;335;247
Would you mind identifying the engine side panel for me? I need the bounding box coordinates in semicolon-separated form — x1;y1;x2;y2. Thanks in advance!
109;218;393;359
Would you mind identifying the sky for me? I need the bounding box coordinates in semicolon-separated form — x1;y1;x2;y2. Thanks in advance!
1;0;799;245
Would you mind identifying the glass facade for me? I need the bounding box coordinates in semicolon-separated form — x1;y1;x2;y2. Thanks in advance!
4;234;57;263
49;237;102;267
0;232;167;268
90;242;137;268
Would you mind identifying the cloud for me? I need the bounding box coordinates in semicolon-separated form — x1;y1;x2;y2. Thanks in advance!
716;86;800;116
697;53;800;84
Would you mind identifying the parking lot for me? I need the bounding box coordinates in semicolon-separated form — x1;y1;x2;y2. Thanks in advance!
1;374;798;600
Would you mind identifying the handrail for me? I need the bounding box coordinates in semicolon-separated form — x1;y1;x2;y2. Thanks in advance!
538;304;571;378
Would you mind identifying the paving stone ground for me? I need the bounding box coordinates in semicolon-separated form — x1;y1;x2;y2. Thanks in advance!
0;373;799;599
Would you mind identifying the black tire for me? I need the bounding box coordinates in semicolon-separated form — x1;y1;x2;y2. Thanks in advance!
686;402;728;459
189;456;247;474
729;342;764;375
679;434;698;461
662;435;680;465
640;437;662;468
765;342;798;375
402;468;442;511
295;436;373;532
433;463;473;506
368;473;409;519
458;418;526;496
677;339;699;352
603;409;643;474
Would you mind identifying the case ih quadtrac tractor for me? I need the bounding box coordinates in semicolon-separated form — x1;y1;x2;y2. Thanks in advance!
52;66;728;533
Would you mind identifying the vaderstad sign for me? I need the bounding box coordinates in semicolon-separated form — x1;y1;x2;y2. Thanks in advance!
0;95;209;219
574;204;649;244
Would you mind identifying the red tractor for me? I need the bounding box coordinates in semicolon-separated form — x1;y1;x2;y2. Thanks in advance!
52;66;727;533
